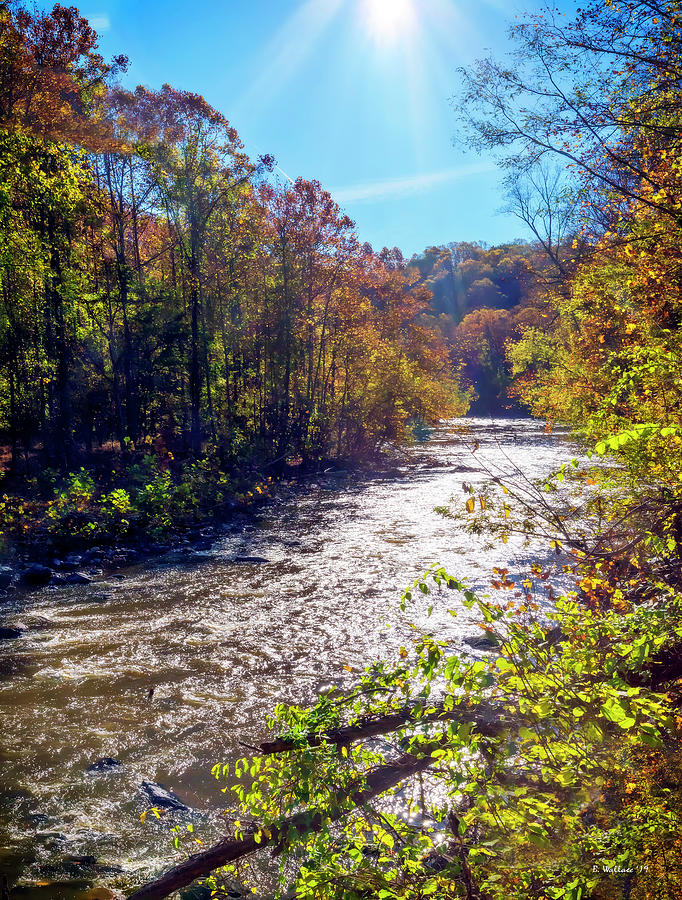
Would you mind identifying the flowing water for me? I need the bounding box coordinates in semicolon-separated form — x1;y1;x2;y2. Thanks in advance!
0;418;577;899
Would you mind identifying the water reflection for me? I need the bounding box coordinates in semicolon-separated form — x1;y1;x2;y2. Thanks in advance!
0;418;575;896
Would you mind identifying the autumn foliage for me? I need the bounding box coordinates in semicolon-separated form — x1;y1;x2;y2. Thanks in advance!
178;4;682;900
0;3;465;483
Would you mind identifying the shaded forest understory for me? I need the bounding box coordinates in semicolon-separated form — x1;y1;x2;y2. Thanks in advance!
5;1;682;900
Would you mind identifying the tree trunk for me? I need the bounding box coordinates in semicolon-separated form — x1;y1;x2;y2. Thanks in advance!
127;745;442;900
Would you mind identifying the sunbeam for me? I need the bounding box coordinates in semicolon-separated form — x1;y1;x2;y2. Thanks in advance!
233;0;345;122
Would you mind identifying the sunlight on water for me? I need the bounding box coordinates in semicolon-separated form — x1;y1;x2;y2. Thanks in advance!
0;418;576;896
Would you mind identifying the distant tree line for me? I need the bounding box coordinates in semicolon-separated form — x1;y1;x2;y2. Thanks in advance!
409;240;561;412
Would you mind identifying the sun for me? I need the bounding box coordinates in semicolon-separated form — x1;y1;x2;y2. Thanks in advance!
364;0;415;43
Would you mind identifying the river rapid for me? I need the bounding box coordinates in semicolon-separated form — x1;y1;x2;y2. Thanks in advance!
0;418;577;899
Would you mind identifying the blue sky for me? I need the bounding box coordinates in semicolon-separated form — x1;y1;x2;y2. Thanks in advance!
76;0;573;257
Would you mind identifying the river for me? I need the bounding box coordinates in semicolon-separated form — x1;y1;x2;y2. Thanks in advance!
0;418;576;899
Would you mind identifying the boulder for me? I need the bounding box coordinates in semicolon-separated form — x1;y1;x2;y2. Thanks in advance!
234;555;269;564
140;780;189;812
20;564;52;586
65;572;93;585
63;553;83;570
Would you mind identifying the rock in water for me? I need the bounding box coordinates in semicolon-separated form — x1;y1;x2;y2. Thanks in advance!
0;626;24;640
63;854;99;874
20;564;52;586
140;780;189;811
463;633;499;652
87;757;123;773
27;812;51;826
62;553;83;571
65;571;93;585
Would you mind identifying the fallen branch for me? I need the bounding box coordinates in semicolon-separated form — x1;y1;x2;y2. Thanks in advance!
127;739;451;900
259;701;506;755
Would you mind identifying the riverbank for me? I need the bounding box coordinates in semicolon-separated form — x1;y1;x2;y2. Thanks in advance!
0;445;423;597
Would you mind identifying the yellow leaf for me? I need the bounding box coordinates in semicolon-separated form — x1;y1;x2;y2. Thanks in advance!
465;497;475;513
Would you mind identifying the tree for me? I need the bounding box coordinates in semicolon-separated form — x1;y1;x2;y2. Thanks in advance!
455;0;682;229
127;563;682;900
116;84;263;453
0;4;466;539
0;2;126;149
503;163;581;281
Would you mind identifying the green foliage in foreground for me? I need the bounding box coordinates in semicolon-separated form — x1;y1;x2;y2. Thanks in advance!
199;561;682;900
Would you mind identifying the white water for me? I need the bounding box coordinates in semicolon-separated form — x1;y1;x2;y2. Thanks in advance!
0;418;576;898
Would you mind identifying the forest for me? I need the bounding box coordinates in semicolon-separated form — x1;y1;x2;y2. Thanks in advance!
2;0;682;899
0;1;466;556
